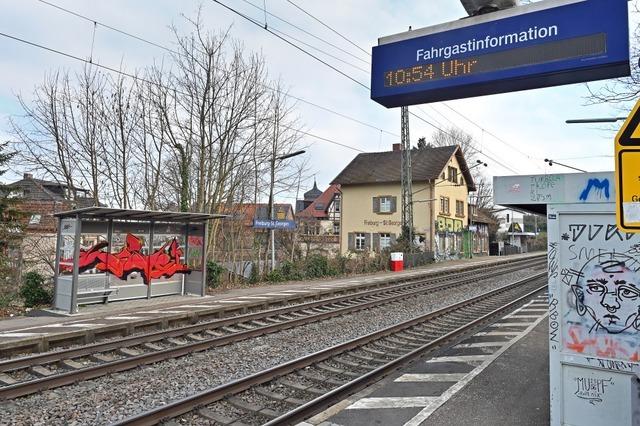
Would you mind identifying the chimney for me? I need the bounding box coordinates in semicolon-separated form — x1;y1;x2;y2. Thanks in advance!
392;143;401;152
24;173;33;179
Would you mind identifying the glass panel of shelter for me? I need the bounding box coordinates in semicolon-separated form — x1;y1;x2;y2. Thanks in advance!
77;220;110;294
151;222;187;297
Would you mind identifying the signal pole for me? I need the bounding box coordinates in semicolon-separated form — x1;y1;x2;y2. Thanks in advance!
400;106;414;250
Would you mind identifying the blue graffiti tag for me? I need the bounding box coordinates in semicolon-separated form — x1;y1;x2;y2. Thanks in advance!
579;179;610;201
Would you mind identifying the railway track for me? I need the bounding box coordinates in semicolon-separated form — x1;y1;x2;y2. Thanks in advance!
0;256;545;400
114;272;547;426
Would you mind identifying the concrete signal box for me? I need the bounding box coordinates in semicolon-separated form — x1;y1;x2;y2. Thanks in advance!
494;172;640;426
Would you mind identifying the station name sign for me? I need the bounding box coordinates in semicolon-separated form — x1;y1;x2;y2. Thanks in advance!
253;219;296;230
371;0;630;107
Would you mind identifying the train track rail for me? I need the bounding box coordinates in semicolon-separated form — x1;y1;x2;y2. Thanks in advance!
114;272;547;426
0;256;545;400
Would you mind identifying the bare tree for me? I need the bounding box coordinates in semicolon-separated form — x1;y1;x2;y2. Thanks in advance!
585;2;640;106
11;71;78;197
8;9;308;272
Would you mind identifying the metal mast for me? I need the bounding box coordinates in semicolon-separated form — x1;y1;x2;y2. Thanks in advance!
400;106;414;247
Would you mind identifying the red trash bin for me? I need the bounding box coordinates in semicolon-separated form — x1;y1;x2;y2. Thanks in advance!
390;252;404;271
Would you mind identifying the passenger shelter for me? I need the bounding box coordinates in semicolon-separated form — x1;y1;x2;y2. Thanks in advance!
52;207;226;313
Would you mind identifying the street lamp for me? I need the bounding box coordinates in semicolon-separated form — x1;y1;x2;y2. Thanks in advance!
269;150;306;272
565;117;627;124
468;159;488;172
544;158;587;173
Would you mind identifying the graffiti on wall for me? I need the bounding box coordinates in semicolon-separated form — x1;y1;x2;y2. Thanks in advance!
579;178;611;202
560;219;640;361
62;233;190;284
530;175;563;202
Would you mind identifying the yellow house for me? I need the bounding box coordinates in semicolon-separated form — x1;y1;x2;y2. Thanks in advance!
332;145;475;259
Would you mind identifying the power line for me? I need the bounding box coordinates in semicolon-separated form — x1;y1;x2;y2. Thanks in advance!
268;26;369;74
239;0;369;65
209;0;369;89
212;0;515;171
440;102;540;161
33;0;398;139
276;0;537;172
0;38;368;154
404;109;518;174
34;0;525;170
286;0;371;58
0;31;193;98
283;126;366;153
37;0;176;55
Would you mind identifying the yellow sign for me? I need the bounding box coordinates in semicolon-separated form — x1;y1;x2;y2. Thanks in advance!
615;99;640;232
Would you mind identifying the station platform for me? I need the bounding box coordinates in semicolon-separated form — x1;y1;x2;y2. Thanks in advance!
0;253;543;356
303;293;550;426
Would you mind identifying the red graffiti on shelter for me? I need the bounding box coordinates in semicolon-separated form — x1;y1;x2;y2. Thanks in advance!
62;233;190;284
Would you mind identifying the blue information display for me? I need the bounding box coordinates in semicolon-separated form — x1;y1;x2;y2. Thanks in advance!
371;0;630;107
253;219;297;230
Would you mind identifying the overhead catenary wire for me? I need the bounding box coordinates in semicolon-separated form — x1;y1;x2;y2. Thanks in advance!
239;0;370;65
209;0;522;173
279;0;537;173
0;34;369;154
209;0;369;90
0;31;194;98
268;26;369;74
33;0;529;171
440;102;541;161
33;0;399;139
286;0;372;58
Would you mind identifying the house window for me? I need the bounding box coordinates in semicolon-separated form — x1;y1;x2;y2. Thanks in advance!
333;222;340;235
456;200;465;217
448;166;458;183
29;214;41;225
380;197;392;213
379;233;391;250
440;197;450;214
373;196;396;214
355;233;366;251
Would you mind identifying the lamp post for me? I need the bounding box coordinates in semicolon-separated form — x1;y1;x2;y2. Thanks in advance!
468;159;488;172
269;150;306;272
544;158;587;173
565;117;627;124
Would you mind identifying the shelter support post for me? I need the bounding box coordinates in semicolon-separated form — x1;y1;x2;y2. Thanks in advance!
53;216;62;306
70;215;82;314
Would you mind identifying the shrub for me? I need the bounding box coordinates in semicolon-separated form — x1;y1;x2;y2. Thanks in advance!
0;291;15;308
19;271;51;308
266;269;285;283
304;254;331;278
248;262;259;284
330;255;349;275
206;261;224;288
279;260;304;281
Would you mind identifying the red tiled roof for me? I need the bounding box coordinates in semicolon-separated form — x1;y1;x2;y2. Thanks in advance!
297;185;340;219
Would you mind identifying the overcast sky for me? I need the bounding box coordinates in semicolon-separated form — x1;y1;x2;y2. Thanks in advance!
0;0;635;202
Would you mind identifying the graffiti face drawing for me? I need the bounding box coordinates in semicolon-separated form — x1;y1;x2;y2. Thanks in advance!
572;256;640;334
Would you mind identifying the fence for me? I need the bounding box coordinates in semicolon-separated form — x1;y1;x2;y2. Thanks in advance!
403;251;434;268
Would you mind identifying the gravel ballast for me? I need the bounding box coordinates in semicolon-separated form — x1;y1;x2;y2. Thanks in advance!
0;267;545;425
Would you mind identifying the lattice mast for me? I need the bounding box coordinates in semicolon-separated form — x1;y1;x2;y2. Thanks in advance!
400;106;414;248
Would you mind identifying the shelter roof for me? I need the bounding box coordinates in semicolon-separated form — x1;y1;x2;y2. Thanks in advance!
53;207;227;223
